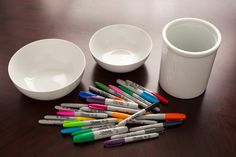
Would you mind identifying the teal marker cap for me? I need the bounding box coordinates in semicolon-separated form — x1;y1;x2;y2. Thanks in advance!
63;120;85;127
141;91;159;103
60;127;82;134
73;132;95;143
95;82;110;92
118;85;134;96
71;128;92;136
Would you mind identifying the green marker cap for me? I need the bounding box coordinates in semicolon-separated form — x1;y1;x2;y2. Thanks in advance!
95;82;110;92
119;85;134;95
63;120;84;127
73;132;95;143
71;128;92;136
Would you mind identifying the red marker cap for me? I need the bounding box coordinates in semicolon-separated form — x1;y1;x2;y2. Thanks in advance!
151;92;169;104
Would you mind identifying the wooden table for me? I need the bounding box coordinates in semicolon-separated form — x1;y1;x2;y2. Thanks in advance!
0;0;235;157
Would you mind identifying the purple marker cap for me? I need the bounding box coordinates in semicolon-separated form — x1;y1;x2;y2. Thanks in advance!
86;96;105;104
104;138;125;148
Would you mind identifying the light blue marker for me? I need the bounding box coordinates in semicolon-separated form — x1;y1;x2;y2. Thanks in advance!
60;124;113;134
116;79;159;104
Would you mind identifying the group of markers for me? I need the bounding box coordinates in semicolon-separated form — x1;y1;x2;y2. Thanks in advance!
39;79;186;147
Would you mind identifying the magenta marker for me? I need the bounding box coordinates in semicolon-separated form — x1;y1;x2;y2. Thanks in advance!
86;96;138;109
57;110;108;118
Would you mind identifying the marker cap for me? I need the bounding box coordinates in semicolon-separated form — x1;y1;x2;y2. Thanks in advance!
57;110;74;116
151;92;169;104
63;120;84;127
118;85;134;95
141;91;159;103
109;85;124;94
60;127;82;134
71;129;92;136
112;112;130;119
104;138;125;147
88;104;107;110
73;132;95;143
87;96;105;104
163;120;183;128
165;113;186;120
95;82;110;92
79;91;97;99
145;103;159;112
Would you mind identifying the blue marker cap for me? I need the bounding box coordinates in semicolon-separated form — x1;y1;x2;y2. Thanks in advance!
79;91;97;99
60;127;82;134
141;91;159;103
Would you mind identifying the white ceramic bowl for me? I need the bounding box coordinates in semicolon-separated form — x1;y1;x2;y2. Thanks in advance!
8;39;86;100
89;24;152;73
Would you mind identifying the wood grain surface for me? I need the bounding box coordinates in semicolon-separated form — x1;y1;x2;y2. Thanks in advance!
0;0;235;157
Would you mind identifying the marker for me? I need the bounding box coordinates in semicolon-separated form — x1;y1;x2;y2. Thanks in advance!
126;80;169;104
86;96;138;109
80;107;106;113
116;79;159;103
115;118;157;125
79;91;103;100
71;125;115;136
60;124;113;134
88;104;140;114
110;128;164;139
104;133;159;148
117;103;159;126
80;107;131;119
57;110;108;118
129;120;183;132
73;126;128;143
44;115;96;121
54;106;80;111
60;103;88;108
38;119;65;125
63;118;117;127
110;84;160;112
118;85;154;106
136;113;186;120
89;86;124;101
95;82;132;101
125;119;157;125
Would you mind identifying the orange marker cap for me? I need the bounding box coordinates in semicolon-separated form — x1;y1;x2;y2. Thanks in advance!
165;113;186;120
112;112;130;119
114;97;125;101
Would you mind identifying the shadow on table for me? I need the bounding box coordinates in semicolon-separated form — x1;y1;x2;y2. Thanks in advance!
91;64;149;86
156;83;206;128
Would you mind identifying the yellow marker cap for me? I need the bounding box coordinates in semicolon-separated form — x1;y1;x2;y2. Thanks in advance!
76;116;96;121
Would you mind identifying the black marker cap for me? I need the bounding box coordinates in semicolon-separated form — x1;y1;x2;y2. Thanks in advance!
145;103;159;112
163;120;183;128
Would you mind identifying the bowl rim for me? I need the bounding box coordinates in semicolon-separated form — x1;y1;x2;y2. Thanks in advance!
8;38;86;93
89;24;153;67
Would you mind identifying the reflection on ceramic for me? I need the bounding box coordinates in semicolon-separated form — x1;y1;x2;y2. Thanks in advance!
160;18;221;99
8;39;86;100
89;24;152;73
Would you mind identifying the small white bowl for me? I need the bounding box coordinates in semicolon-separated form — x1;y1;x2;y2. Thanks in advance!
89;24;153;73
8;39;86;100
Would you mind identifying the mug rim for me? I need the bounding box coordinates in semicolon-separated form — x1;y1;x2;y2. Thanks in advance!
162;18;222;58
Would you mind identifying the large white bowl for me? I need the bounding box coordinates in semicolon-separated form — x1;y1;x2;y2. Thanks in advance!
8;39;86;100
89;24;153;73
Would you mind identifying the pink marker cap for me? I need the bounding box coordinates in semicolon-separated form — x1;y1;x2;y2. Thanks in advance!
57;110;74;116
88;104;107;110
109;85;124;94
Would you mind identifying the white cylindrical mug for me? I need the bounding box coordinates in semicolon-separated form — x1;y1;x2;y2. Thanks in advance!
159;18;221;99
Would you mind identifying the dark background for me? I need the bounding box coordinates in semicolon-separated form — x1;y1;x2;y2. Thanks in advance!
0;0;235;157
